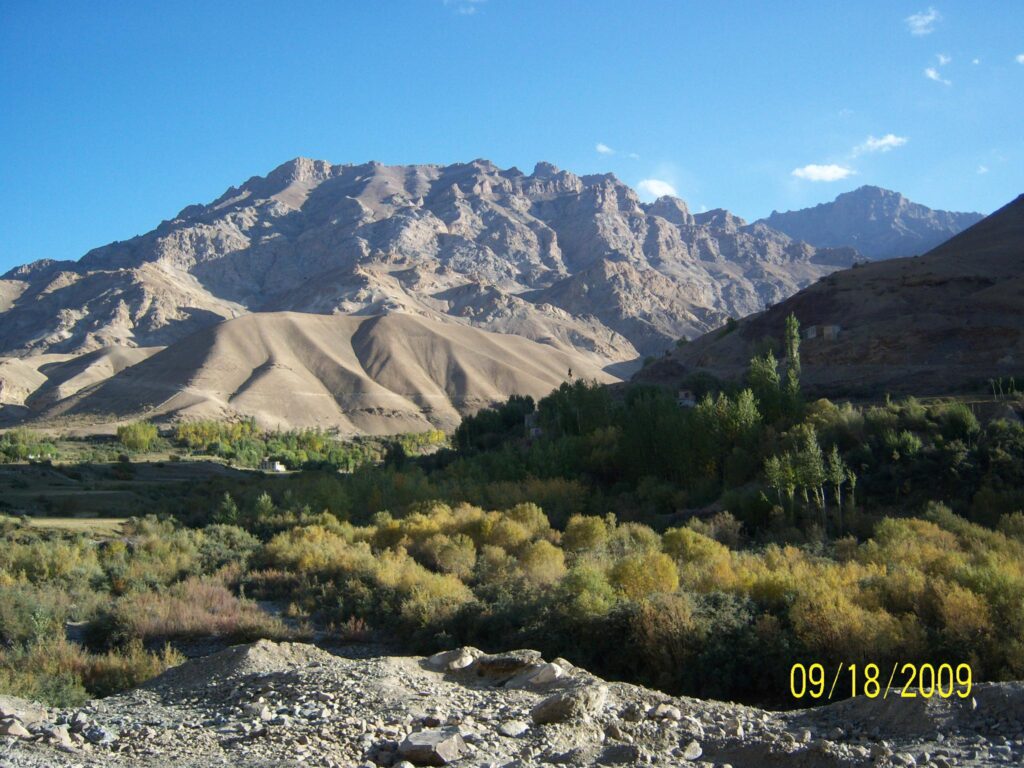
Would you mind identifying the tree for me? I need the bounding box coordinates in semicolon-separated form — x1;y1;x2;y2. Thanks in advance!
748;351;782;422
764;452;797;515
215;492;240;525
783;313;802;414
826;445;848;533
117;421;158;452
794;425;826;530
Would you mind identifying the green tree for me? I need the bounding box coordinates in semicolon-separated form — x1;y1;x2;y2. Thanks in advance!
214;492;240;525
117;421;158;452
783;313;802;414
826;445;848;532
748;350;782;422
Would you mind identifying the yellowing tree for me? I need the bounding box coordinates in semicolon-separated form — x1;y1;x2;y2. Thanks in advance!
609;552;679;601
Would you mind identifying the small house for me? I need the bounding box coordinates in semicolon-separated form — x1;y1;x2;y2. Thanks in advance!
677;389;697;408
803;324;841;341
260;459;287;472
524;412;543;439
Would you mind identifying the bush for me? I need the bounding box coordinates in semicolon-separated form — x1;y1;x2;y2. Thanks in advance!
117;421;158;452
106;577;293;642
609;552;679;601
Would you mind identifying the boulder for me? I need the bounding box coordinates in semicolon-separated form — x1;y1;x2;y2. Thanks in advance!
531;684;609;725
398;728;467;766
425;648;478;672
505;661;568;689
0;718;31;738
498;719;530;737
681;739;703;760
0;696;47;728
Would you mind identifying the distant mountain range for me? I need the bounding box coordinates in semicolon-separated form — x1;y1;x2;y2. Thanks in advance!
0;158;988;431
642;193;1023;397
760;185;984;261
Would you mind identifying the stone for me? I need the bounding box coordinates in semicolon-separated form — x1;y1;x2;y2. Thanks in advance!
0;696;47;728
84;724;117;745
426;648;478;672
620;703;645;722
650;703;682;721
681;739;703;761
46;724;74;749
398;728;467;766
531;685;609;725
0;718;31;738
596;743;641;764
497;720;529;737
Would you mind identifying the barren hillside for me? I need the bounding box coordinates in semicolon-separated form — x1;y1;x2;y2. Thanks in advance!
639;194;1024;396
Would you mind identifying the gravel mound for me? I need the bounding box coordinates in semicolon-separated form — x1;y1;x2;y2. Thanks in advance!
1;641;1021;767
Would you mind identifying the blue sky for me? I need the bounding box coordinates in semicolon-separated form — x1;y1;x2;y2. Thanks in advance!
1;1;1021;272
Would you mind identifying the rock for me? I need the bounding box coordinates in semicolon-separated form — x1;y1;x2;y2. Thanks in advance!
45;724;74;749
605;722;629;741
468;651;543;684
425;648;478;672
497;720;530;737
531;684;609;725
0;718;31;738
398;728;467;766
0;696;47;728
681;739;703;761
506;661;568;689
650;703;682;721
620;703;645;722
84;724;117;745
69;710;90;732
596;743;641;764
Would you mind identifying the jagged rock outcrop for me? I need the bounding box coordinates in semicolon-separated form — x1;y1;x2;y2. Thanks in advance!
0;157;857;364
760;186;984;261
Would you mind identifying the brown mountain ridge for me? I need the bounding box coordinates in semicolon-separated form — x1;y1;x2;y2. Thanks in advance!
639;193;1024;397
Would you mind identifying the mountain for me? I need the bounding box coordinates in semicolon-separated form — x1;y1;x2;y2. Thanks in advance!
760;186;984;261
0;157;865;431
14;312;611;433
640;193;1024;397
0;157;857;363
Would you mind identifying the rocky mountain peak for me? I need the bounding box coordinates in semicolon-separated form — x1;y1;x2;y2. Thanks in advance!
694;208;747;231
760;186;984;260
531;161;562;178
645;196;694;226
0;156;866;428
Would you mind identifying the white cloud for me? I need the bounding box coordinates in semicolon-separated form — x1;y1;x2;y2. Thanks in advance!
636;179;678;199
791;164;855;182
937;53;951;65
595;143;614;155
838;108;855;118
443;0;485;15
1016;53;1024;64
924;67;952;85
627;152;640;160
853;133;909;155
906;7;941;36
977;165;989;174
972;58;981;65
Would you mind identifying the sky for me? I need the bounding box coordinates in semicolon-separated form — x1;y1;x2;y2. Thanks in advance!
1;1;1022;272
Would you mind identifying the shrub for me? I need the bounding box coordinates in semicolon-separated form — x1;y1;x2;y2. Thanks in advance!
520;540;567;585
557;565;617;618
419;533;477;580
562;514;610;554
117;421;159;452
107;577;292;642
609;552;679;601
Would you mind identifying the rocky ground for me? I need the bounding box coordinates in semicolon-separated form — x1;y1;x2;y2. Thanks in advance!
1;640;1021;767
